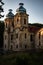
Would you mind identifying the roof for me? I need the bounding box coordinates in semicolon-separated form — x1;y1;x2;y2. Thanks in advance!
28;23;43;33
16;3;26;13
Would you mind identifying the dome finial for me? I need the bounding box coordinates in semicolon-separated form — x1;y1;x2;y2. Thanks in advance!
19;3;24;6
9;9;12;12
16;3;26;13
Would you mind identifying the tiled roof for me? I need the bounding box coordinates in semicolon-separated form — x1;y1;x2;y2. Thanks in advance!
28;24;43;33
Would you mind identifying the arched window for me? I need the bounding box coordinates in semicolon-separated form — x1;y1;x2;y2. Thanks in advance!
24;19;26;24
17;18;19;23
25;45;27;48
11;45;13;50
16;44;18;48
25;33;26;39
11;34;13;40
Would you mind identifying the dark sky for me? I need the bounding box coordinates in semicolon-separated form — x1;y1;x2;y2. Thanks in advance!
2;0;43;24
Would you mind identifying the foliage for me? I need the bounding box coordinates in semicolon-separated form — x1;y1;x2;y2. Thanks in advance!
0;21;4;48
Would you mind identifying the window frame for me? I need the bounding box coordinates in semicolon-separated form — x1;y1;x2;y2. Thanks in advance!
25;33;26;39
11;34;13;40
24;18;26;24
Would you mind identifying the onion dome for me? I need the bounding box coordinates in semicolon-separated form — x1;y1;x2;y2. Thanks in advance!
6;9;14;18
16;3;26;13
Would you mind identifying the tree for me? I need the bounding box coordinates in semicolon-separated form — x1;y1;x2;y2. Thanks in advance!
0;0;4;18
0;21;4;48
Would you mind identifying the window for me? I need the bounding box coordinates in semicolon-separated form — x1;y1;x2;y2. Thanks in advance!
5;35;7;40
42;35;43;43
25;33;26;39
6;23;7;28
39;32;41;39
25;45;27;48
11;34;13;40
16;44;18;48
20;44;22;48
17;19;19;23
11;45;13;50
39;41;41;46
5;44;6;48
12;21;14;27
16;34;18;38
30;34;33;41
24;19;26;24
42;35;43;39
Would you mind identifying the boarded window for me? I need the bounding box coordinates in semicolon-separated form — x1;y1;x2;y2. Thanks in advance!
24;19;26;24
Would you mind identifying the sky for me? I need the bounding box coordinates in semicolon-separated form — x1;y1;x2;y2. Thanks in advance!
1;0;43;24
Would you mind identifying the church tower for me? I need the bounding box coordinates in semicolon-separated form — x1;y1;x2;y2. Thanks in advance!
4;9;14;50
14;3;30;51
4;3;31;51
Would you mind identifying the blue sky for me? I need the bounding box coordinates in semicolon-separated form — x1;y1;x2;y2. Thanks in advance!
1;0;43;24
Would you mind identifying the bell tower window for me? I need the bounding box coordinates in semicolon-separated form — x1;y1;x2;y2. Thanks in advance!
17;19;19;23
39;41;41;46
6;23;7;28
12;21;14;27
24;19;26;24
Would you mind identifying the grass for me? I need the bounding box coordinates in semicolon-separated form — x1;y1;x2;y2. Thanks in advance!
0;51;43;65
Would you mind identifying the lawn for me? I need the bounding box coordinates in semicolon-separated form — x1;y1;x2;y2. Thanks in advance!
0;51;43;65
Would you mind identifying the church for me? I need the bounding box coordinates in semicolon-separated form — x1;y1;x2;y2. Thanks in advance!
3;3;43;51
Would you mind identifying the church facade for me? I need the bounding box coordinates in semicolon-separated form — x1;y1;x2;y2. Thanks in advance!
3;3;43;51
